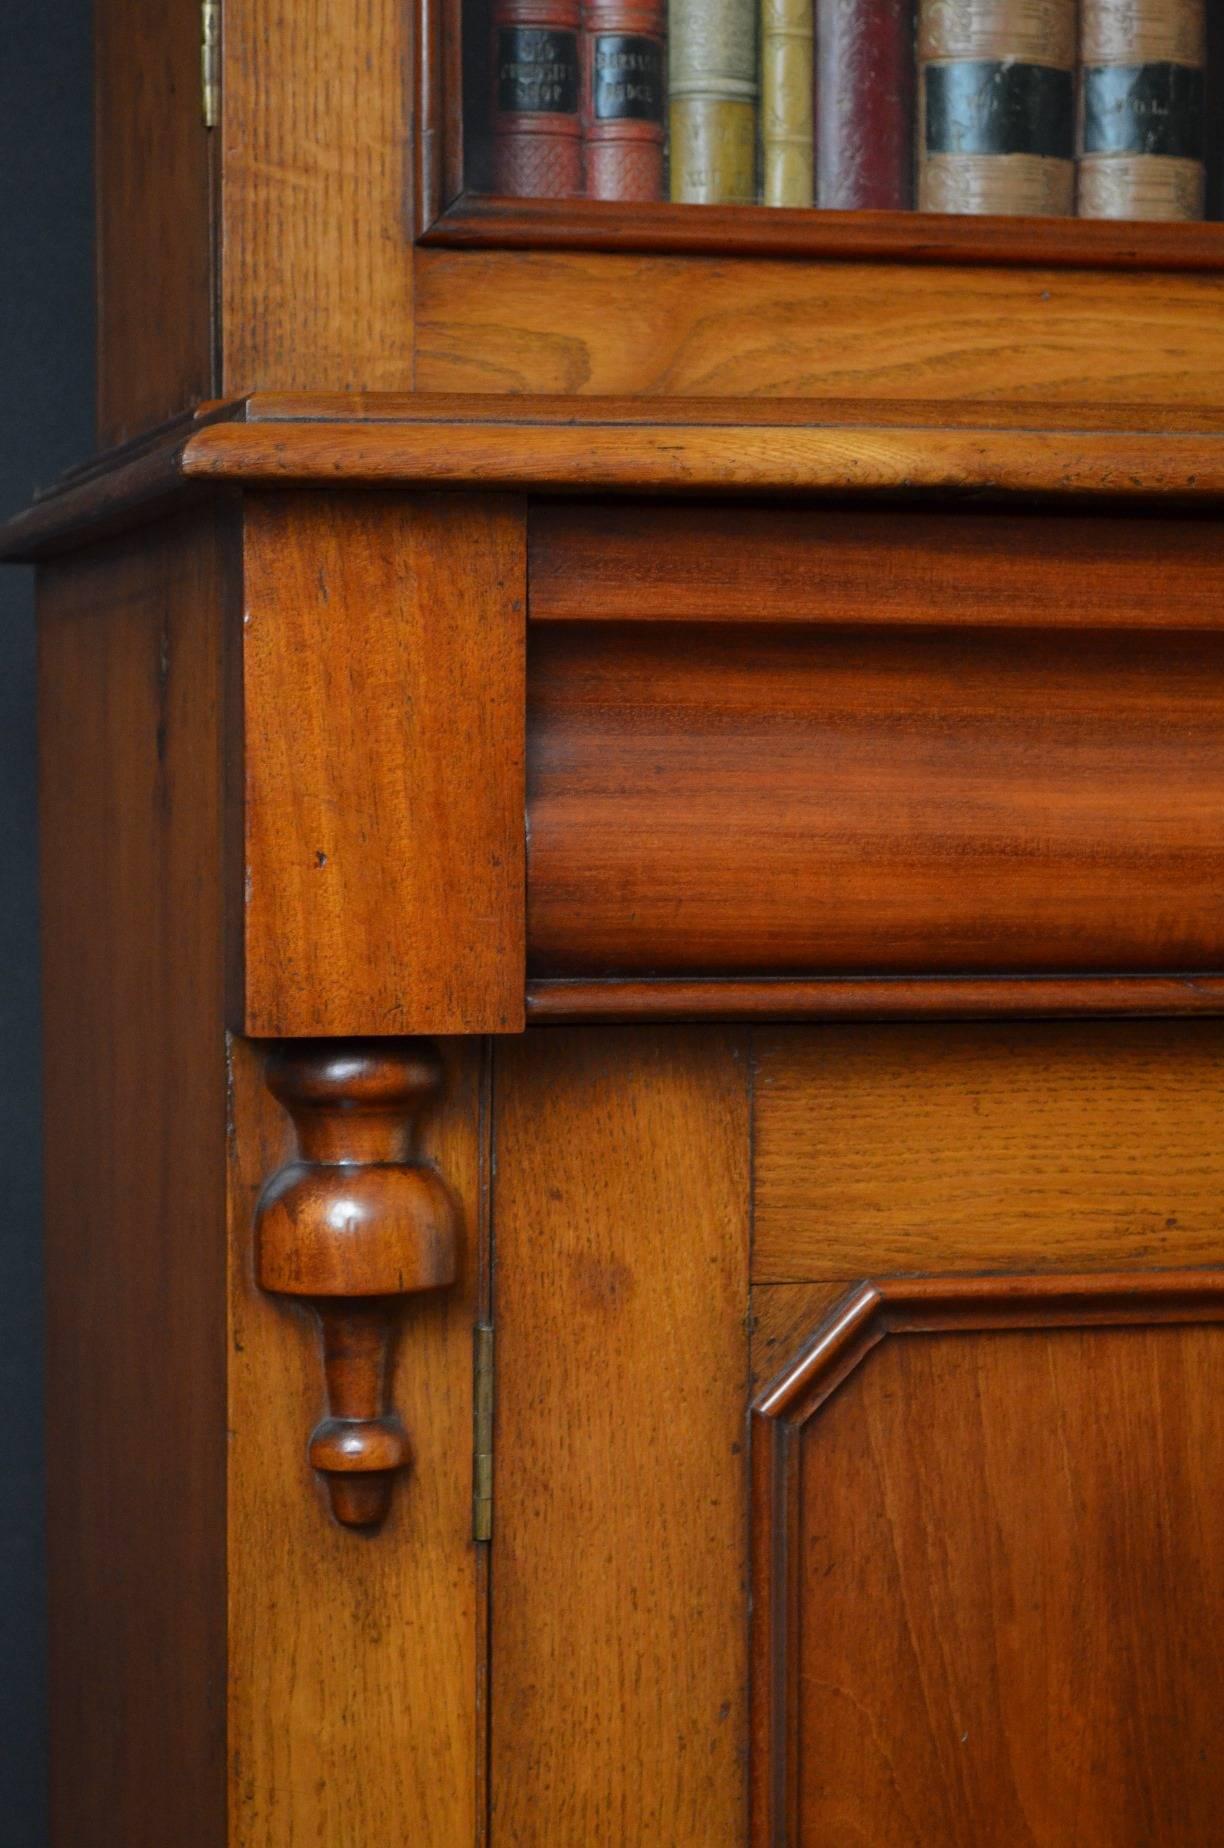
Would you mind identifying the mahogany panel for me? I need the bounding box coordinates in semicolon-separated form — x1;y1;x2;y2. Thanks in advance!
95;0;215;441
239;490;526;1036
227;1036;482;1845
414;249;1224;404
752;1278;1224;1845
527;620;1224;978
39;510;230;1845
424;192;1224;271
490;1027;751;1843
530;501;1224;629
221;0;416;396
754;1022;1224;1280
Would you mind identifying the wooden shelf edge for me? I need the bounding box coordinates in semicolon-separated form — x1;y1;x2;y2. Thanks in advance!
9;392;1224;559
178;420;1224;502
423;193;1224;273
524;975;1224;1023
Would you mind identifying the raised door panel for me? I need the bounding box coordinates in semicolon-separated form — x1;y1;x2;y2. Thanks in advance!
752;1279;1224;1846
489;1022;1224;1845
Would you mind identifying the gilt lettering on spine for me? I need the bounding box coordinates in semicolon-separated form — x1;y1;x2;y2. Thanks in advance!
493;0;584;196
584;0;667;199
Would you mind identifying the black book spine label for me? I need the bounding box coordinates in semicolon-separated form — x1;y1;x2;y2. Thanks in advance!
1081;63;1204;160
924;63;1074;159
496;28;580;115
592;35;664;122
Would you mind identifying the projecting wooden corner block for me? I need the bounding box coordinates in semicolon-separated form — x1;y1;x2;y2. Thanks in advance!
236;490;526;1037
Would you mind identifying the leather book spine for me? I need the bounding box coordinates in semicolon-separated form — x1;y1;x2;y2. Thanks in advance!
583;0;667;200
1079;1;1206;221
492;0;584;197
917;0;1075;216
814;0;913;210
762;0;813;205
669;0;758;201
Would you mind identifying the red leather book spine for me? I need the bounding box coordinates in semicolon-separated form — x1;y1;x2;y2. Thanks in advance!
492;0;584;198
814;0;914;209
582;0;667;200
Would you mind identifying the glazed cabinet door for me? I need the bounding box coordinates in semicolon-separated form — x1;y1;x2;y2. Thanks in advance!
488;1022;1224;1846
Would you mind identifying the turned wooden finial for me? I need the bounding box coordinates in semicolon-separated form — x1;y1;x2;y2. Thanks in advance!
255;1039;457;1527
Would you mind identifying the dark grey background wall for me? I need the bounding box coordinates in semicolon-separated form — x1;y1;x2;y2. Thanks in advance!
0;0;93;1839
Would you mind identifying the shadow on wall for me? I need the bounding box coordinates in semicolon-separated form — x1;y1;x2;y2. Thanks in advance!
0;0;93;1836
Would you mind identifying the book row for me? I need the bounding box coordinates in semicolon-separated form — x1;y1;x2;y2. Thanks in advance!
479;0;1218;220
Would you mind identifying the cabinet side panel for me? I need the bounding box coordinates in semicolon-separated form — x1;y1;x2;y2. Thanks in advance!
96;0;215;442
39;511;230;1845
226;1036;482;1847
490;1027;751;1844
221;0;416;394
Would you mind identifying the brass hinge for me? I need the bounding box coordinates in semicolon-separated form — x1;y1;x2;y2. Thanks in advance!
201;0;220;129
472;1323;494;1542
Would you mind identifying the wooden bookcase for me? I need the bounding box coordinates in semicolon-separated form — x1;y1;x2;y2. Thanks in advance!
9;0;1224;1843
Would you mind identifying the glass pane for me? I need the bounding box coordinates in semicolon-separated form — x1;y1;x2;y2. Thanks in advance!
460;0;1223;221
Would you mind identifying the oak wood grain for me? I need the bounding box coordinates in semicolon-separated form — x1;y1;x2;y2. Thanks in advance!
753;1289;1224;1844
39;511;230;1845
415;250;1224;405
239;490;526;1036
228;1035;483;1847
490;1027;751;1844
527;620;1224;978
753;1022;1224;1280
221;0;416;396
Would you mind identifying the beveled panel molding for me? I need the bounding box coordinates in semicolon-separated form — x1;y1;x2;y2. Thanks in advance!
255;1039;458;1528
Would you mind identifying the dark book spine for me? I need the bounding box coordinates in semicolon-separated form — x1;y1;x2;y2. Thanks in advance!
492;0;584;197
1206;0;1224;218
582;0;667;199
917;1;1076;217
814;0;914;210
1079;2;1206;221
